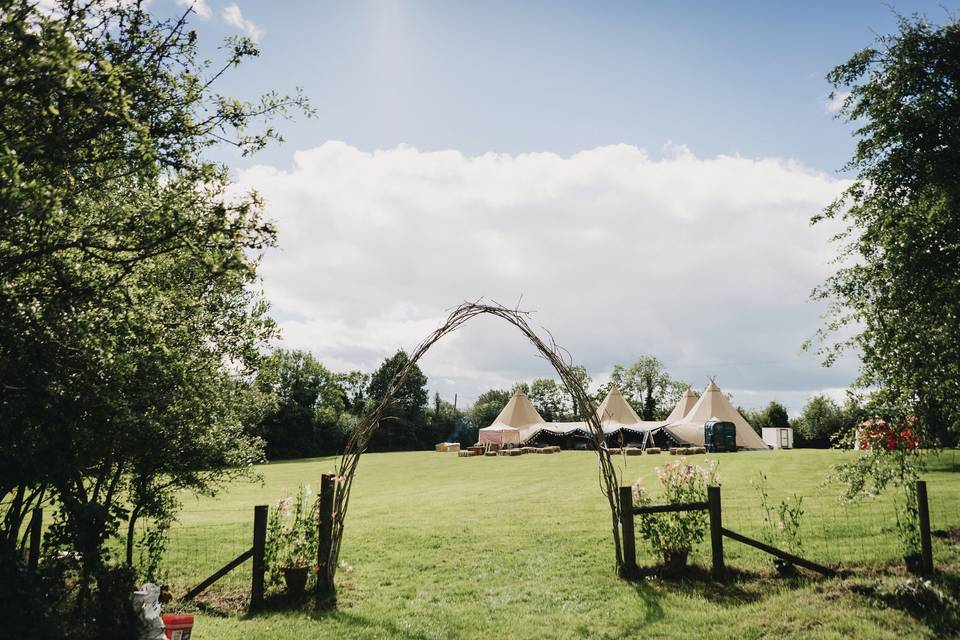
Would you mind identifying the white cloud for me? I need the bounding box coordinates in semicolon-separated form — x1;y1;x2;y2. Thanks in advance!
825;90;851;113
221;3;261;41
176;0;211;18
236;142;857;409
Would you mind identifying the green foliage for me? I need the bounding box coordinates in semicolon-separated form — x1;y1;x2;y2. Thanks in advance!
254;349;351;459
265;485;319;584
367;350;430;451
752;471;804;555
632;458;719;559
529;378;567;422
742;401;791;437
0;0;310;629
830;410;927;558
427;393;474;446
470;389;512;427
598;356;687;420
794;394;865;447
813;14;960;445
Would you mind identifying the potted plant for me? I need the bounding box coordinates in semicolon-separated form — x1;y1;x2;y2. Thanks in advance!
265;485;319;596
633;458;719;574
752;471;804;577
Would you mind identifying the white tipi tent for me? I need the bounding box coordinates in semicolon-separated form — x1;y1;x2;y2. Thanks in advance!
597;387;641;426
596;387;662;436
663;380;768;450
480;390;547;444
664;388;698;423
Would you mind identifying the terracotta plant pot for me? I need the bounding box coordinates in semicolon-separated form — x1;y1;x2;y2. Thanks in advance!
662;549;689;574
282;566;309;594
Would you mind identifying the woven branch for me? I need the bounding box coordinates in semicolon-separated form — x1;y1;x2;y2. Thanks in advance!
317;300;624;597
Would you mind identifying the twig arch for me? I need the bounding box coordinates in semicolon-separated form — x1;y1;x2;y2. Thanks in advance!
318;300;624;597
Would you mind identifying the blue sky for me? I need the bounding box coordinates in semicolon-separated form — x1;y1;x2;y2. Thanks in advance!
175;0;952;170
161;1;955;414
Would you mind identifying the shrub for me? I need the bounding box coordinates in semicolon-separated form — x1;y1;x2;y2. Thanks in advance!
831;414;926;563
632;458;719;567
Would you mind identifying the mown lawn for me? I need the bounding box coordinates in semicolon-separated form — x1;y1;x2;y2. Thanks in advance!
161;449;960;639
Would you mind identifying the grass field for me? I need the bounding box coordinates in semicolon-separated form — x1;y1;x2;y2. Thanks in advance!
161;449;960;639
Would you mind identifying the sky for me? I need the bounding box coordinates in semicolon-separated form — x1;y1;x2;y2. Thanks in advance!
156;0;955;415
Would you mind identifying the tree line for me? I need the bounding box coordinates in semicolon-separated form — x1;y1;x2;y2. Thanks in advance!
257;350;868;457
253;349;476;457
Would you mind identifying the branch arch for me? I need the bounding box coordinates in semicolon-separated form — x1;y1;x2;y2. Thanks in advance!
319;300;624;598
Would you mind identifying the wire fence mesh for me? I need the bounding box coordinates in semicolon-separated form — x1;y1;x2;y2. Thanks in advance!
127;508;255;597
633;481;960;571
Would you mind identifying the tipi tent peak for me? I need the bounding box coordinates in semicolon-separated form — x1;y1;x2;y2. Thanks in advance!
664;387;699;423
597;386;643;425
489;390;545;429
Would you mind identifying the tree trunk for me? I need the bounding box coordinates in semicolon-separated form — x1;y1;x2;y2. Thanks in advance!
126;504;143;567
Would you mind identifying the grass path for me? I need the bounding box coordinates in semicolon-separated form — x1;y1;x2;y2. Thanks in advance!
162;449;960;639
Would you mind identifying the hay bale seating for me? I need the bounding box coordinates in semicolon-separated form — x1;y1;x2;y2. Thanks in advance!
608;448;622;455
458;450;477;457
625;448;643;456
646;447;661;454
691;446;707;455
484;450;497;457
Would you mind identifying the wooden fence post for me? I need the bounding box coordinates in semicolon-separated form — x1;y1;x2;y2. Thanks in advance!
618;486;637;579
251;504;268;610
316;473;336;602
27;508;42;572
916;480;933;575
708;485;724;580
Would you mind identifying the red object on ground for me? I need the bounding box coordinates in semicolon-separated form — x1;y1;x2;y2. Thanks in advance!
161;613;194;640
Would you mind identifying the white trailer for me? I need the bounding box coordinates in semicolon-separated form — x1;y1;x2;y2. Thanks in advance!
762;427;793;449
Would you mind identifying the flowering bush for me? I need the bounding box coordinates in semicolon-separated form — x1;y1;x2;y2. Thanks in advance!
264;484;318;585
833;411;926;566
857;417;922;451
632;458;719;567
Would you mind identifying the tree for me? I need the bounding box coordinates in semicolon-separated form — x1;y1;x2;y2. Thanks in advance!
254;350;348;459
338;370;371;414
0;0;309;630
528;378;568;422
813;15;960;445
367;350;429;450
600;356;686;420
470;389;512;428
427;394;473;446
566;365;593;419
758;402;791;429
794;395;865;448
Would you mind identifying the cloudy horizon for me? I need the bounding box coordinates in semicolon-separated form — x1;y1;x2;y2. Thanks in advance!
237;140;860;416
139;0;950;417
